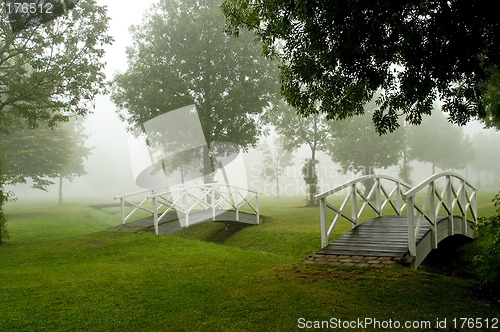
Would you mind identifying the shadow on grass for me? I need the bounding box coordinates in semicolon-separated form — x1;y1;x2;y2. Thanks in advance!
420;235;475;277
172;219;258;245
205;221;255;244
420;235;500;306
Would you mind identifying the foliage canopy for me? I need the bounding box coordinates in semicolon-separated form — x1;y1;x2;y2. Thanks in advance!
112;0;278;177
223;0;500;133
0;0;112;134
0;121;89;191
0;0;111;243
260;140;293;198
326;107;405;176
265;102;332;204
408;110;473;173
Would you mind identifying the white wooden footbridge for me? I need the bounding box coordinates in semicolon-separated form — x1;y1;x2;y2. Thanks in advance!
315;172;477;268
114;183;261;235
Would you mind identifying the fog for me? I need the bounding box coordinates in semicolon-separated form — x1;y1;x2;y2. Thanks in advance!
8;1;500;204
9;0;157;202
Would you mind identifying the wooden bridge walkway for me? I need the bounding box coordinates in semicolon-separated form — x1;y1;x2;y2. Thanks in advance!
317;215;474;267
114;183;260;235
315;173;477;268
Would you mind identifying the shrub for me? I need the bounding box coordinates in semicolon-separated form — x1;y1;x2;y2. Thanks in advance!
0;188;9;244
471;191;500;298
492;191;500;211
0;164;8;244
474;214;500;284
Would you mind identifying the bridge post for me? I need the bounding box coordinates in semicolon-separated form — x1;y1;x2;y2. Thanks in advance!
211;185;216;222
375;178;382;216
396;183;401;215
460;180;467;235
351;184;358;228
429;181;437;249
407;195;417;257
446;176;454;236
152;196;159;235
320;198;328;247
256;195;260;224
472;190;478;227
120;198;125;224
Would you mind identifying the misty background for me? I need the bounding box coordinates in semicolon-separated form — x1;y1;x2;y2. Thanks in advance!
7;0;500;203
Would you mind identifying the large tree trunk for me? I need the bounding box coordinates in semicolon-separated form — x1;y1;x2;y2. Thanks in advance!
202;144;214;205
398;149;412;184
202;144;213;184
58;175;63;205
276;173;280;199
306;148;318;206
362;166;375;198
0;189;7;245
308;172;317;205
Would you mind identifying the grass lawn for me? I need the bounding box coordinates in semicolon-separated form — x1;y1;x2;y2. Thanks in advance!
1;189;499;331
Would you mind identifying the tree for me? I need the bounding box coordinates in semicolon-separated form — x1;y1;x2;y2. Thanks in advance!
0;0;112;134
111;0;278;182
398;125;413;184
222;0;500;133
265;102;332;204
260;140;293;198
326;106;405;192
5;0;81;33
408;111;473;174
0;0;112;243
0;120;91;204
0;159;10;244
56;119;92;205
0;123;74;189
470;132;500;187
482;67;500;129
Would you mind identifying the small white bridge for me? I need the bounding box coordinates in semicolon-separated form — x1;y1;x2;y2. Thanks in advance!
315;172;477;268
114;183;261;235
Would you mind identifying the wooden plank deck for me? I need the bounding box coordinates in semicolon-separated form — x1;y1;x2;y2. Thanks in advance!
317;216;430;258
316;215;475;265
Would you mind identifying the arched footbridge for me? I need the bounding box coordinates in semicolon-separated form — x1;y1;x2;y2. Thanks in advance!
114;183;261;235
315;173;477;268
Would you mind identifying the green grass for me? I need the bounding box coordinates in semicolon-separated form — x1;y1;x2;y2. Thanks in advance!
1;191;499;331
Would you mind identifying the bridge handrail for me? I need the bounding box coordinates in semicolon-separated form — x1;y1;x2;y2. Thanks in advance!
150;183;260;233
114;188;161;224
402;172;477;198
148;183;260;198
115;183;260;235
315;174;413;247
315;174;412;199
402;172;477;258
114;188;158;200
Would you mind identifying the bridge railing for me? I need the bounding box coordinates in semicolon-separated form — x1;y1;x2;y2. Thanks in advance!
150;183;260;234
114;188;161;224
402;172;477;257
315;175;412;247
115;183;260;235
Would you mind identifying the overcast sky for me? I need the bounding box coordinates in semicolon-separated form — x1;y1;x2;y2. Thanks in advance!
83;0;499;202
11;0;500;202
12;0;159;200
74;0;165;199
